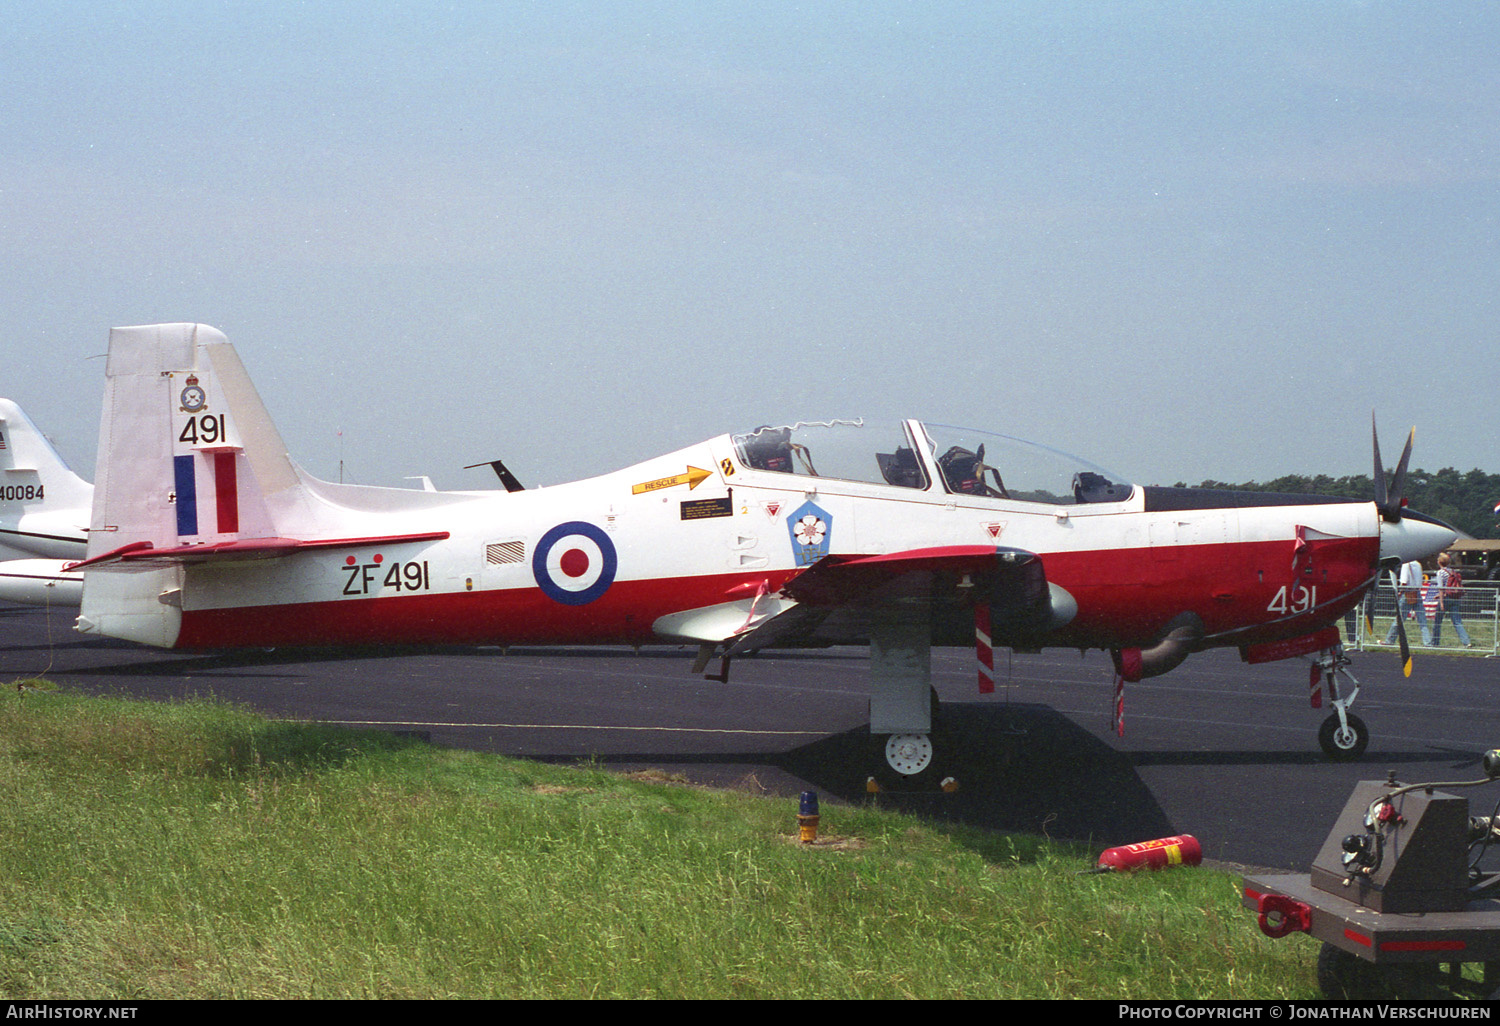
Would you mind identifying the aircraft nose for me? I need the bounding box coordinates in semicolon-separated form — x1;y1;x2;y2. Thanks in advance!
1379;509;1458;564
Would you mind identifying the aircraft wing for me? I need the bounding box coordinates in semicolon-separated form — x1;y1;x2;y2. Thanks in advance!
654;544;1058;653
749;545;1061;740
67;531;450;571
721;544;1060;655
780;545;1010;606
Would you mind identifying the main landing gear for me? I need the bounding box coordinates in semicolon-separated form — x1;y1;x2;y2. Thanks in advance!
863;603;958;791
869;686;955;791
883;732;935;777
870;733;960;792
1311;646;1369;760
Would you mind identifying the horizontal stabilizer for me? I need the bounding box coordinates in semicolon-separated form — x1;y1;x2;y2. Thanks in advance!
0;558;82;606
69;530;451;571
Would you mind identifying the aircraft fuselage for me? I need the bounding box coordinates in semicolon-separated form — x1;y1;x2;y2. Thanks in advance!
136;432;1381;658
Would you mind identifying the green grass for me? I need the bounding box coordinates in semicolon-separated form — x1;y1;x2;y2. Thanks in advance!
0;684;1319;999
1360;608;1498;654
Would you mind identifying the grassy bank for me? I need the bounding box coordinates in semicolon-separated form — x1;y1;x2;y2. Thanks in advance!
0;684;1317;999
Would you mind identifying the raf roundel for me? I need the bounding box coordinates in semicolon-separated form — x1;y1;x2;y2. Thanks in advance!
532;521;618;606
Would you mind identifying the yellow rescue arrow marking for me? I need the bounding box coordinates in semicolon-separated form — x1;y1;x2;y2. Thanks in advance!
632;466;713;495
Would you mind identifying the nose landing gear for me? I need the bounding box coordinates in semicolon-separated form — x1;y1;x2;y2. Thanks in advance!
1312;646;1369;760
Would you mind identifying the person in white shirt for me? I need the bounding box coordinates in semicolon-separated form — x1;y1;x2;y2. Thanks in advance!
1430;553;1473;648
1383;559;1432;647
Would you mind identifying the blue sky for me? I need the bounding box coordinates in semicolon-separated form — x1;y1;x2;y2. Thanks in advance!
3;2;1496;491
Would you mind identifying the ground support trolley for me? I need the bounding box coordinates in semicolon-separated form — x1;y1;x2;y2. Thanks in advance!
1242;757;1500;999
1243;871;1500;999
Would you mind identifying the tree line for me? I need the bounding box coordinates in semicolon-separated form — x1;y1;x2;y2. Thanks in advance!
1168;468;1500;540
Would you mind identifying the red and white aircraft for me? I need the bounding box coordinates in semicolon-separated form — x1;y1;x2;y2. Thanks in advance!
69;323;1455;781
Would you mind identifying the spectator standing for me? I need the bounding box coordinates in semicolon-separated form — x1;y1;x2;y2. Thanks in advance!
1431;553;1473;648
1384;559;1433;647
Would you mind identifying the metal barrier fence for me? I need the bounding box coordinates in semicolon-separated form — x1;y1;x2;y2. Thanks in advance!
1349;579;1499;655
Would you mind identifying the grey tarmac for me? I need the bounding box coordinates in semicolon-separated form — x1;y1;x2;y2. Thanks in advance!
3;602;1495;872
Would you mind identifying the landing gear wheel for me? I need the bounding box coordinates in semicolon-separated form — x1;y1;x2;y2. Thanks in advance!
885;733;934;776
1318;712;1369;760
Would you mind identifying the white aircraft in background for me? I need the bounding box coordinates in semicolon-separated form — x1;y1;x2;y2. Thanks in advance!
61;323;1454;783
0;399;88;606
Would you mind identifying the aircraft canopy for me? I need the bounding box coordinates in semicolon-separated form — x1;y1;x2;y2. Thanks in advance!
731;420;1134;505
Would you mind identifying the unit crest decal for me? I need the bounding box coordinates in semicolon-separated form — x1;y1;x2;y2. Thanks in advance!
785;500;832;567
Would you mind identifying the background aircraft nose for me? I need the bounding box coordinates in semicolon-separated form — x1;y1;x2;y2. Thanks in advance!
1379;509;1458;564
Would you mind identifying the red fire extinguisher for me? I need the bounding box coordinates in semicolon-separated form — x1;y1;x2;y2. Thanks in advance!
1096;835;1202;872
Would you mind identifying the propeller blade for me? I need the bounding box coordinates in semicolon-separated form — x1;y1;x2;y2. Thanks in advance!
1388;428;1415;519
1372;414;1416;523
1389;567;1413;676
1372;413;1388;512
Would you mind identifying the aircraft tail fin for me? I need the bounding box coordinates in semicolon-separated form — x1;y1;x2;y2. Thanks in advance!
86;323;301;559
80;323;308;645
0;398;93;559
0;399;90;491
